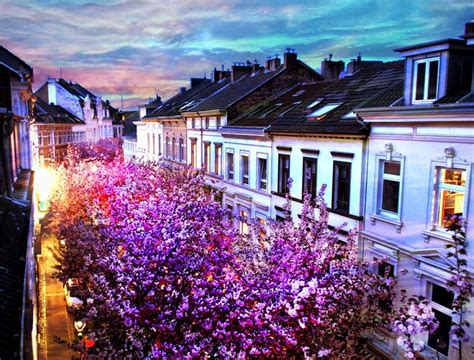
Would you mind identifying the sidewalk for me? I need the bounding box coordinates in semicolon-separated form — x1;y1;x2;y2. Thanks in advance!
38;230;78;359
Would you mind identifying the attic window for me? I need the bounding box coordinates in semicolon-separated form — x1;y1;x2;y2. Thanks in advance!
260;103;283;117
306;98;324;109
412;57;439;103
341;111;357;120
292;89;306;97
278;102;301;117
307;103;343;120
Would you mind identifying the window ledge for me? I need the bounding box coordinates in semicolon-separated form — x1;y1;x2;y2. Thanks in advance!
422;228;454;244
327;207;363;221
370;214;403;233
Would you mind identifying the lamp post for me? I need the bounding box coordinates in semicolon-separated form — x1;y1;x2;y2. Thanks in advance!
74;320;86;337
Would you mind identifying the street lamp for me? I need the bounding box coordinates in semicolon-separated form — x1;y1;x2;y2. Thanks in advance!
74;320;86;337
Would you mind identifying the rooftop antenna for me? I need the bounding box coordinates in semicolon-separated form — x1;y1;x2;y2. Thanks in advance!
59;67;62;78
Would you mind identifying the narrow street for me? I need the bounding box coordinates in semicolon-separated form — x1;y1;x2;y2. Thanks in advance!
37;230;78;360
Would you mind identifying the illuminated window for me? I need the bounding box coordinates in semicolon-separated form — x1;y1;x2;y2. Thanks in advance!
413;57;439;102
239;210;249;235
203;142;210;171
214;144;222;175
433;168;465;228
190;139;197;168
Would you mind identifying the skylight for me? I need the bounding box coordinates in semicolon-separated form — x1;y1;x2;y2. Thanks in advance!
306;98;324;109
307;103;343;119
278;102;301;117
292;89;306;97
341;111;357;120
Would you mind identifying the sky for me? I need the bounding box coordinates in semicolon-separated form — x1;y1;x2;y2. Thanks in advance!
0;0;472;109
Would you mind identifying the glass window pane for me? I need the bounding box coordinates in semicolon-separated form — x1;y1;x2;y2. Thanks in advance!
441;169;465;186
378;261;394;278
428;61;439;99
415;62;426;100
438;189;464;227
431;284;454;309
381;179;400;213
428;309;451;355
384;161;400;176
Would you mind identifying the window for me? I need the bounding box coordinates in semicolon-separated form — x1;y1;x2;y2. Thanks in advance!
172;137;176;159
191;118;196;128
278;102;301;117
303;157;317;199
179;138;184;162
147;133;151;153
307;98;323;109
158;135;162;155
258;158;267;190
428;283;454;355
203;143;210;171
190;139;197;168
413;58;439;102
333;161;351;213
214;144;222;175
216;116;221;129
239;210;249;235
377;260;395;310
379;161;401;216
205;117;209;129
241;155;249;185
278;154;290;194
165;136;170;157
307;103;343;119
152;134;156;155
433;168;465;228
227;152;234;181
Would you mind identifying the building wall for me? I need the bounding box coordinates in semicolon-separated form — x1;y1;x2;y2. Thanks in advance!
360;119;474;359
271;134;366;232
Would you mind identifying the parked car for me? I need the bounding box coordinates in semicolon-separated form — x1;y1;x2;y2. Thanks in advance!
64;278;83;312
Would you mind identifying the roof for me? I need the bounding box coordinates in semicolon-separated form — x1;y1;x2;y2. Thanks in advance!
190;66;287;112
0;46;33;80
230;61;405;135
143;79;216;119
123;110;139;137
33;98;84;124
394;38;468;53
0;197;30;359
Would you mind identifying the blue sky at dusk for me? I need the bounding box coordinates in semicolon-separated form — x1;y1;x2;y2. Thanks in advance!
0;0;472;108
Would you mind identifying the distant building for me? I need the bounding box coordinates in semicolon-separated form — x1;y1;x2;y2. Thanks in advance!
32;78;117;167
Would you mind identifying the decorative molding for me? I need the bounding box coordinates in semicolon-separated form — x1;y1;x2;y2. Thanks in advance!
330;151;354;159
300;148;320;155
276;146;292;152
370;214;403;233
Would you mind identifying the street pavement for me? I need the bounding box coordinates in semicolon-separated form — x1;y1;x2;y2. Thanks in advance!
38;230;78;359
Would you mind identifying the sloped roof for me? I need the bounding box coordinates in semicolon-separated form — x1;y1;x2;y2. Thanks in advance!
190;66;287;112
33;98;84;124
0;46;33;80
123;110;139;138
143;79;215;119
230;61;405;135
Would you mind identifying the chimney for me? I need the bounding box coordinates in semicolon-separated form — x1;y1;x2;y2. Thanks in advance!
211;67;231;83
265;56;281;71
47;77;57;105
321;54;345;81
180;87;186;94
231;62;252;82
284;48;298;69
190;77;206;88
464;19;474;46
346;53;382;76
251;59;262;74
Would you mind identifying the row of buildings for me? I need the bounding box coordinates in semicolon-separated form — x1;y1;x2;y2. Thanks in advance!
125;21;474;359
0;44;123;358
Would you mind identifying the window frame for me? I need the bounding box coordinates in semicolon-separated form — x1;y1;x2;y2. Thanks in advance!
257;157;268;191
226;150;234;181
412;57;440;104
378;159;403;218
302;156;318;199
241;153;249;186
332;161;351;214
278;154;291;194
203;142;211;172
214;143;222;176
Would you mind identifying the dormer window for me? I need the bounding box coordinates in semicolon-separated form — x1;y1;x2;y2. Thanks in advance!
413;57;439;103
